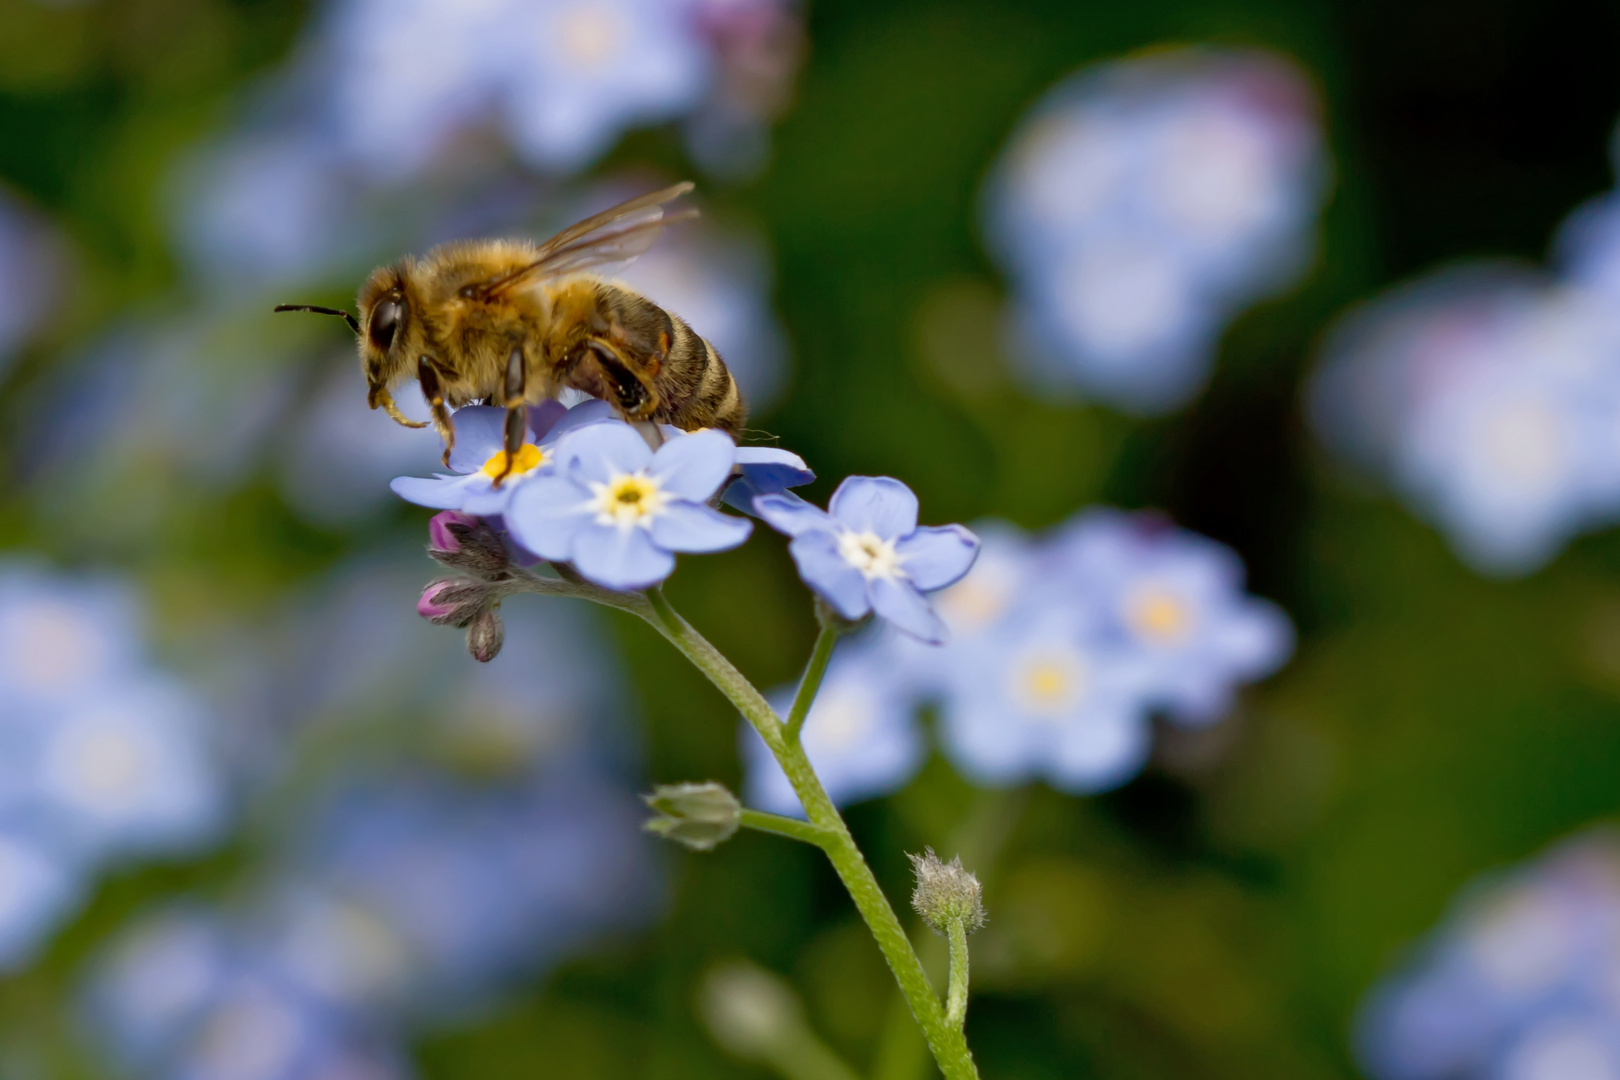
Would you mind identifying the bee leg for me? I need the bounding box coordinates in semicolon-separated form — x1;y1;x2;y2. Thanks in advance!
417;357;455;466
582;341;659;422
492;347;526;489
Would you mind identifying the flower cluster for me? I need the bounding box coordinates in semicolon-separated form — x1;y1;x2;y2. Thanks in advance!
983;46;1329;414
743;510;1293;814
1310;138;1620;575
1357;830;1620;1080
392;398;811;597
0;565;226;971
87;759;655;1080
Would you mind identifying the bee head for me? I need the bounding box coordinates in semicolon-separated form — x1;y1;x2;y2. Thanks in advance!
356;265;424;428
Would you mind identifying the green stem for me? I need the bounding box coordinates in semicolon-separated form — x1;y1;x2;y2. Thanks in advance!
640;588;980;1080
785;623;840;741
945;921;969;1031
740;809;838;847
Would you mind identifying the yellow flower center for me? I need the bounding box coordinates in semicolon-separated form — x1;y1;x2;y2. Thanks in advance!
1009;648;1088;718
837;530;903;579
480;443;546;480
590;473;667;526
1124;584;1195;646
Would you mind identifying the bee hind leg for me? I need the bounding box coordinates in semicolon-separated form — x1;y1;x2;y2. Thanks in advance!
492;346;527;489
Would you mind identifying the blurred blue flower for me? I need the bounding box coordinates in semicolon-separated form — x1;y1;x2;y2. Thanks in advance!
1046;510;1294;724
0;825;85;971
936;606;1151;793
1357;829;1620;1080
756;478;979;643
505;422;751;590
389;399;615;517
0;566;144;710
984;46;1329;413
1311;268;1620;575
742;643;926;816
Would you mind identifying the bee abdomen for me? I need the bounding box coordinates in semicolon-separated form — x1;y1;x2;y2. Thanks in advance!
663;316;746;436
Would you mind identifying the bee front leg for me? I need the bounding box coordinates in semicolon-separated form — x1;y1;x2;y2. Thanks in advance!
577;341;660;422
492;346;526;489
417;357;455;466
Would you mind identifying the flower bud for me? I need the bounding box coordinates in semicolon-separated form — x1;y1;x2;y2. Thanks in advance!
699;960;802;1061
418;579;488;627
428;512;511;578
642;781;741;851
467;605;505;663
908;847;985;935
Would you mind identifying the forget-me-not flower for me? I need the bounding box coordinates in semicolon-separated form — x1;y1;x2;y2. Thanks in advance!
0;825;83;972
755;477;980;643
505;421;752;590
1356;829;1620;1080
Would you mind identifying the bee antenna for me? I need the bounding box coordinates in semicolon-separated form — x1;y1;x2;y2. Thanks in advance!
274;304;360;335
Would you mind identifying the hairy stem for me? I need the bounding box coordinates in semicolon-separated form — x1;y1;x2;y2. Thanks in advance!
640;588;980;1080
946;920;970;1030
784;622;839;741
739;809;839;847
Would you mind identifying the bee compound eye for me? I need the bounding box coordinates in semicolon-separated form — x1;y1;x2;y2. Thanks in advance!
368;296;404;352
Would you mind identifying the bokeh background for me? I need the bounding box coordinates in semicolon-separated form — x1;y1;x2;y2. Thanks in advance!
3;1;1620;1078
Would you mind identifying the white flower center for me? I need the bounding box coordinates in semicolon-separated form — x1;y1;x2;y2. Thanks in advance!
589;472;668;528
557;5;627;66
1;601;109;695
837;530;903;579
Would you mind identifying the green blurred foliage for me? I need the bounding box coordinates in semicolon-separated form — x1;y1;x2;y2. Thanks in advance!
5;0;1620;1077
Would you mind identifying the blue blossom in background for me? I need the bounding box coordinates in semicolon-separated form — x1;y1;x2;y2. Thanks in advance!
743;644;926;816
739;509;1292;807
756;477;980;643
1310;268;1620;576
505;422;752;590
0;564;229;974
1357;829;1620;1080
984;46;1329;413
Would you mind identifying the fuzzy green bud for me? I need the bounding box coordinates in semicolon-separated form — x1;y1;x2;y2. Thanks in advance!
643;781;742;851
908;847;985;935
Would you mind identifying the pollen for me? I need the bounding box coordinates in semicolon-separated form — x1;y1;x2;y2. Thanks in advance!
480;443;546;480
837;530;903;579
1124;585;1194;645
590;473;668;526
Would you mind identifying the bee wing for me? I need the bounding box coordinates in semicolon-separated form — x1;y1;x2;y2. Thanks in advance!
482;182;697;297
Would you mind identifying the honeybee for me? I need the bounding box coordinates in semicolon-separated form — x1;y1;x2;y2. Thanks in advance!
275;182;746;483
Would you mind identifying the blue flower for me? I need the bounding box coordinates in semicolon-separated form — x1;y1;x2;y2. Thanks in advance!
741;644;925;816
936;606;1152;794
723;445;815;514
505;422;752;590
390;399;618;517
1356;829;1620;1080
1046;510;1294;723
755;477;979;643
0;824;84;972
0;567;144;711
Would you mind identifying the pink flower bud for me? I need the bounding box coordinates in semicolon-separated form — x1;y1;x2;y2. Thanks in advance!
417;581;460;621
429;510;480;553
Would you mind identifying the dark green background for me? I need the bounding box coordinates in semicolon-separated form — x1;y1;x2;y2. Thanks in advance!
4;0;1620;1076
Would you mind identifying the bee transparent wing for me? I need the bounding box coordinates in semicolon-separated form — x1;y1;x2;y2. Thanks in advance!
481;182;697;297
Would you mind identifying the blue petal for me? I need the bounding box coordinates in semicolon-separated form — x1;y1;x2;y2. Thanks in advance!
542;399;618;445
755;493;833;537
828;477;919;538
553;421;652;481
390;474;477;510
869;577;948;643
572;524;676;590
649;502;752;553
527;399;569;439
896;525;980;591
788;532;871;619
649;429;736;501
446;407;518;474
504;474;593;561
735;447;815;492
